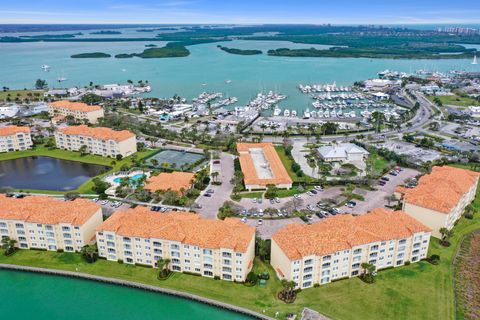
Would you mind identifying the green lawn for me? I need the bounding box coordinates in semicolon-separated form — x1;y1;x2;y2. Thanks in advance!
367;153;390;174
0;89;45;101
0;145;158;194
275;146;316;183
428;94;479;107
237;192;265;199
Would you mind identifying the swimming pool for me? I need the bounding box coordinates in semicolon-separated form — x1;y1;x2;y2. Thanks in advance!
113;173;145;184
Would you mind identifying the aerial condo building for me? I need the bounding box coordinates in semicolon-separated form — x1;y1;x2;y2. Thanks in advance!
96;207;256;282
48;100;105;124
236;142;293;191
0;125;32;153
396;166;480;238
271;208;431;288
0;195;103;252
55;125;137;158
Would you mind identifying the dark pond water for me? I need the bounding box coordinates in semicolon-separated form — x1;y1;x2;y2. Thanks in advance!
0;156;110;191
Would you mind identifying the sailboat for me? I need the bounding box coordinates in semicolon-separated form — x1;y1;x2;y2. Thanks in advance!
57;71;67;82
41;64;50;71
473;54;478;65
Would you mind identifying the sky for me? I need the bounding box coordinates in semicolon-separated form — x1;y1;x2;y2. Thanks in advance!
0;0;479;25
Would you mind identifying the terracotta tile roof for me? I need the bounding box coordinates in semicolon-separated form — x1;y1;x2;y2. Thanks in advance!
0;195;101;226
97;207;255;252
236;142;293;187
396;166;480;214
49;100;103;112
58;125;135;142
0;125;30;136
272;208;431;260
144;172;195;193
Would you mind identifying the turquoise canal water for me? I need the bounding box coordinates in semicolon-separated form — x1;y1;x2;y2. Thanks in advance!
0;270;253;320
1;27;479;112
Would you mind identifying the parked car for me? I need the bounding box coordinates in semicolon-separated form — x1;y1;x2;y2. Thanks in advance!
270;199;275;205
380;177;390;181
253;198;257;203
203;193;212;197
306;191;313;196
257;198;263;204
294;194;301;199
206;189;214;194
316;212;325;219
307;204;315;211
241;217;247;223
275;197;280;203
310;189;318;194
299;216;309;223
257;219;263;226
213;160;221;164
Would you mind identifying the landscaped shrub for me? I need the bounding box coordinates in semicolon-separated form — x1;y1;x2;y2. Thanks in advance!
428;254;440;265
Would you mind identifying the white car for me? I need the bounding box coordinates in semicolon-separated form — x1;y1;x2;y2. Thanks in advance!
241;217;247;223
258;219;263;225
294;194;301;199
100;200;109;205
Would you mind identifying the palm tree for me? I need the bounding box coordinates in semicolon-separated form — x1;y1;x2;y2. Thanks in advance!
157;258;171;279
1;237;17;256
211;171;219;182
80;244;98;263
439;227;453;246
279;279;297;301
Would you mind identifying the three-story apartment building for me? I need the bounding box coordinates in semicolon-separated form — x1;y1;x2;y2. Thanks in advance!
96;207;256;282
55;125;137;158
271;208;431;288
396;166;480;238
48;101;104;124
0;195;103;252
0;126;32;153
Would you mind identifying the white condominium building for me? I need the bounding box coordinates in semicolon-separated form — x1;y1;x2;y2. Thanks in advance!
96;207;256;281
271;208;431;289
0;125;33;153
55;125;137;158
48;100;105;124
396;166;480;238
0;195;103;252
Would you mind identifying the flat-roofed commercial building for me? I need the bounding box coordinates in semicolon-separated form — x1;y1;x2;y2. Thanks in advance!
237;142;293;191
55;125;137;158
0;125;33;153
0;195;103;252
271;208;431;288
396;166;480;238
48;100;104;124
96;207;255;281
144;172;195;193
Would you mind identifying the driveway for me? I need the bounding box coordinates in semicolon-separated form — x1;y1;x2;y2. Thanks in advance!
344;167;420;214
196;152;235;219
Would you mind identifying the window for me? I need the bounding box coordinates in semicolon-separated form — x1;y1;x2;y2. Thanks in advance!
15;223;24;229
304;259;313;265
204;271;213;277
62;226;70;232
203;249;212;255
171;244;180;250
223;274;232;280
303;267;313;273
303;281;312;288
321;262;330;268
353;248;362;254
322;255;331;261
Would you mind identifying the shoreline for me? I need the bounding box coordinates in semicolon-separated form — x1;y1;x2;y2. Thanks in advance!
0;263;272;320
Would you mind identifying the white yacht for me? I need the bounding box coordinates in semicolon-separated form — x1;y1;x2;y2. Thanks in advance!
473;55;478;65
41;64;50;71
324;110;330;118
291;110;297;117
303;108;311;119
225;80;232;84
283;109;290;117
273;107;282;116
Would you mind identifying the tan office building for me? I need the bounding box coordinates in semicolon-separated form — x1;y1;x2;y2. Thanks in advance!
0;195;103;252
396;166;480;238
96;207;256;281
49;100;104;124
0;126;33;153
55;125;137;158
271;208;431;288
237;142;293;191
